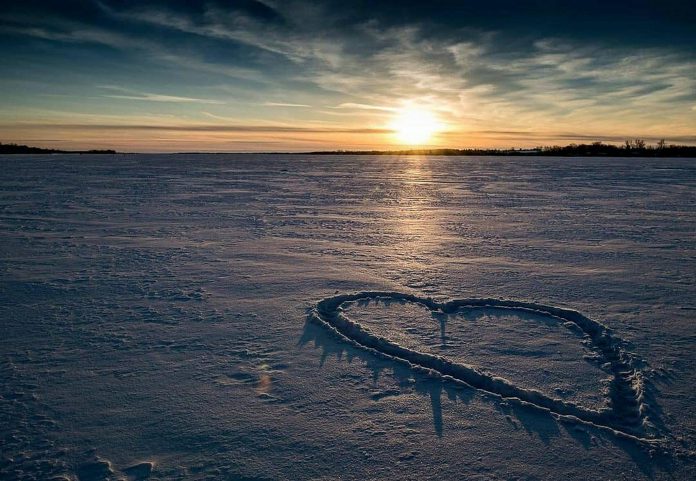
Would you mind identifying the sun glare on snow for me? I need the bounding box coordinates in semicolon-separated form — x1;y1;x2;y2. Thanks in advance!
391;107;441;145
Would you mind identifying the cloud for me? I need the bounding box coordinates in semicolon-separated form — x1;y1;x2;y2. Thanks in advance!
449;130;696;144
97;85;224;104
263;102;311;107
334;103;396;112
3;122;392;134
1;1;694;148
104;94;224;104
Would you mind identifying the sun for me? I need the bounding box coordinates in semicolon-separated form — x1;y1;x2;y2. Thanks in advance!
391;107;441;145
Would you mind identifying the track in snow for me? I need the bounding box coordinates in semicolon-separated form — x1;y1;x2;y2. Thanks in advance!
310;291;666;446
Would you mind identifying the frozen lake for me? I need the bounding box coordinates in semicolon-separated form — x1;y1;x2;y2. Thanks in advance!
1;154;695;480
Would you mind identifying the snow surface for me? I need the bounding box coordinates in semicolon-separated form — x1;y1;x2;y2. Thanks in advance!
1;154;694;480
343;299;612;411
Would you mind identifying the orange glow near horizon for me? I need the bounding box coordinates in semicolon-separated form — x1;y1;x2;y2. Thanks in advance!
390;108;442;145
2;119;693;152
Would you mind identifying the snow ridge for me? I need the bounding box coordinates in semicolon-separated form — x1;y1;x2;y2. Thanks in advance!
310;291;663;445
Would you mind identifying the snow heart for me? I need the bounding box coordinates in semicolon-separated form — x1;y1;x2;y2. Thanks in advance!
310;292;662;445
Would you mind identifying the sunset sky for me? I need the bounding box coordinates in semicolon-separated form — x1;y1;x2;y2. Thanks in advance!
1;0;695;152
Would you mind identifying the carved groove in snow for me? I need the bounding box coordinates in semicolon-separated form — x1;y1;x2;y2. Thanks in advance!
310;292;664;445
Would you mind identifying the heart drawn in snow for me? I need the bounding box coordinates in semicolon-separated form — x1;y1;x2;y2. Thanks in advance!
309;291;663;445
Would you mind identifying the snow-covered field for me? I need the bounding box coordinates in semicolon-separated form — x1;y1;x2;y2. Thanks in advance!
1;154;694;480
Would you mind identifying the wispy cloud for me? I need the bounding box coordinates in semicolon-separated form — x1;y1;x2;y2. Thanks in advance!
103;94;223;104
99;86;224;104
2;122;391;134
448;130;696;144
334;103;396;112
263;102;311;107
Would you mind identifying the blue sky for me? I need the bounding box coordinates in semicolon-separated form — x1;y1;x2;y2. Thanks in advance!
1;0;694;151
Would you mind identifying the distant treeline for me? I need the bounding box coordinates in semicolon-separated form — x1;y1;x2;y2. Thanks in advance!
3;140;695;157
0;143;116;154
309;140;696;157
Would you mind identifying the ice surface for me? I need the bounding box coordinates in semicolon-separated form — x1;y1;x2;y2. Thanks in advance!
1;154;694;480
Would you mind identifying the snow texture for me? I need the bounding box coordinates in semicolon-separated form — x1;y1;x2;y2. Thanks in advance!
1;154;695;480
311;292;659;442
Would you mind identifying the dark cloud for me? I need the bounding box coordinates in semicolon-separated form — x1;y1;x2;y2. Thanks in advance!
3;1;693;68
104;0;286;23
308;0;696;48
4;1;695;48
